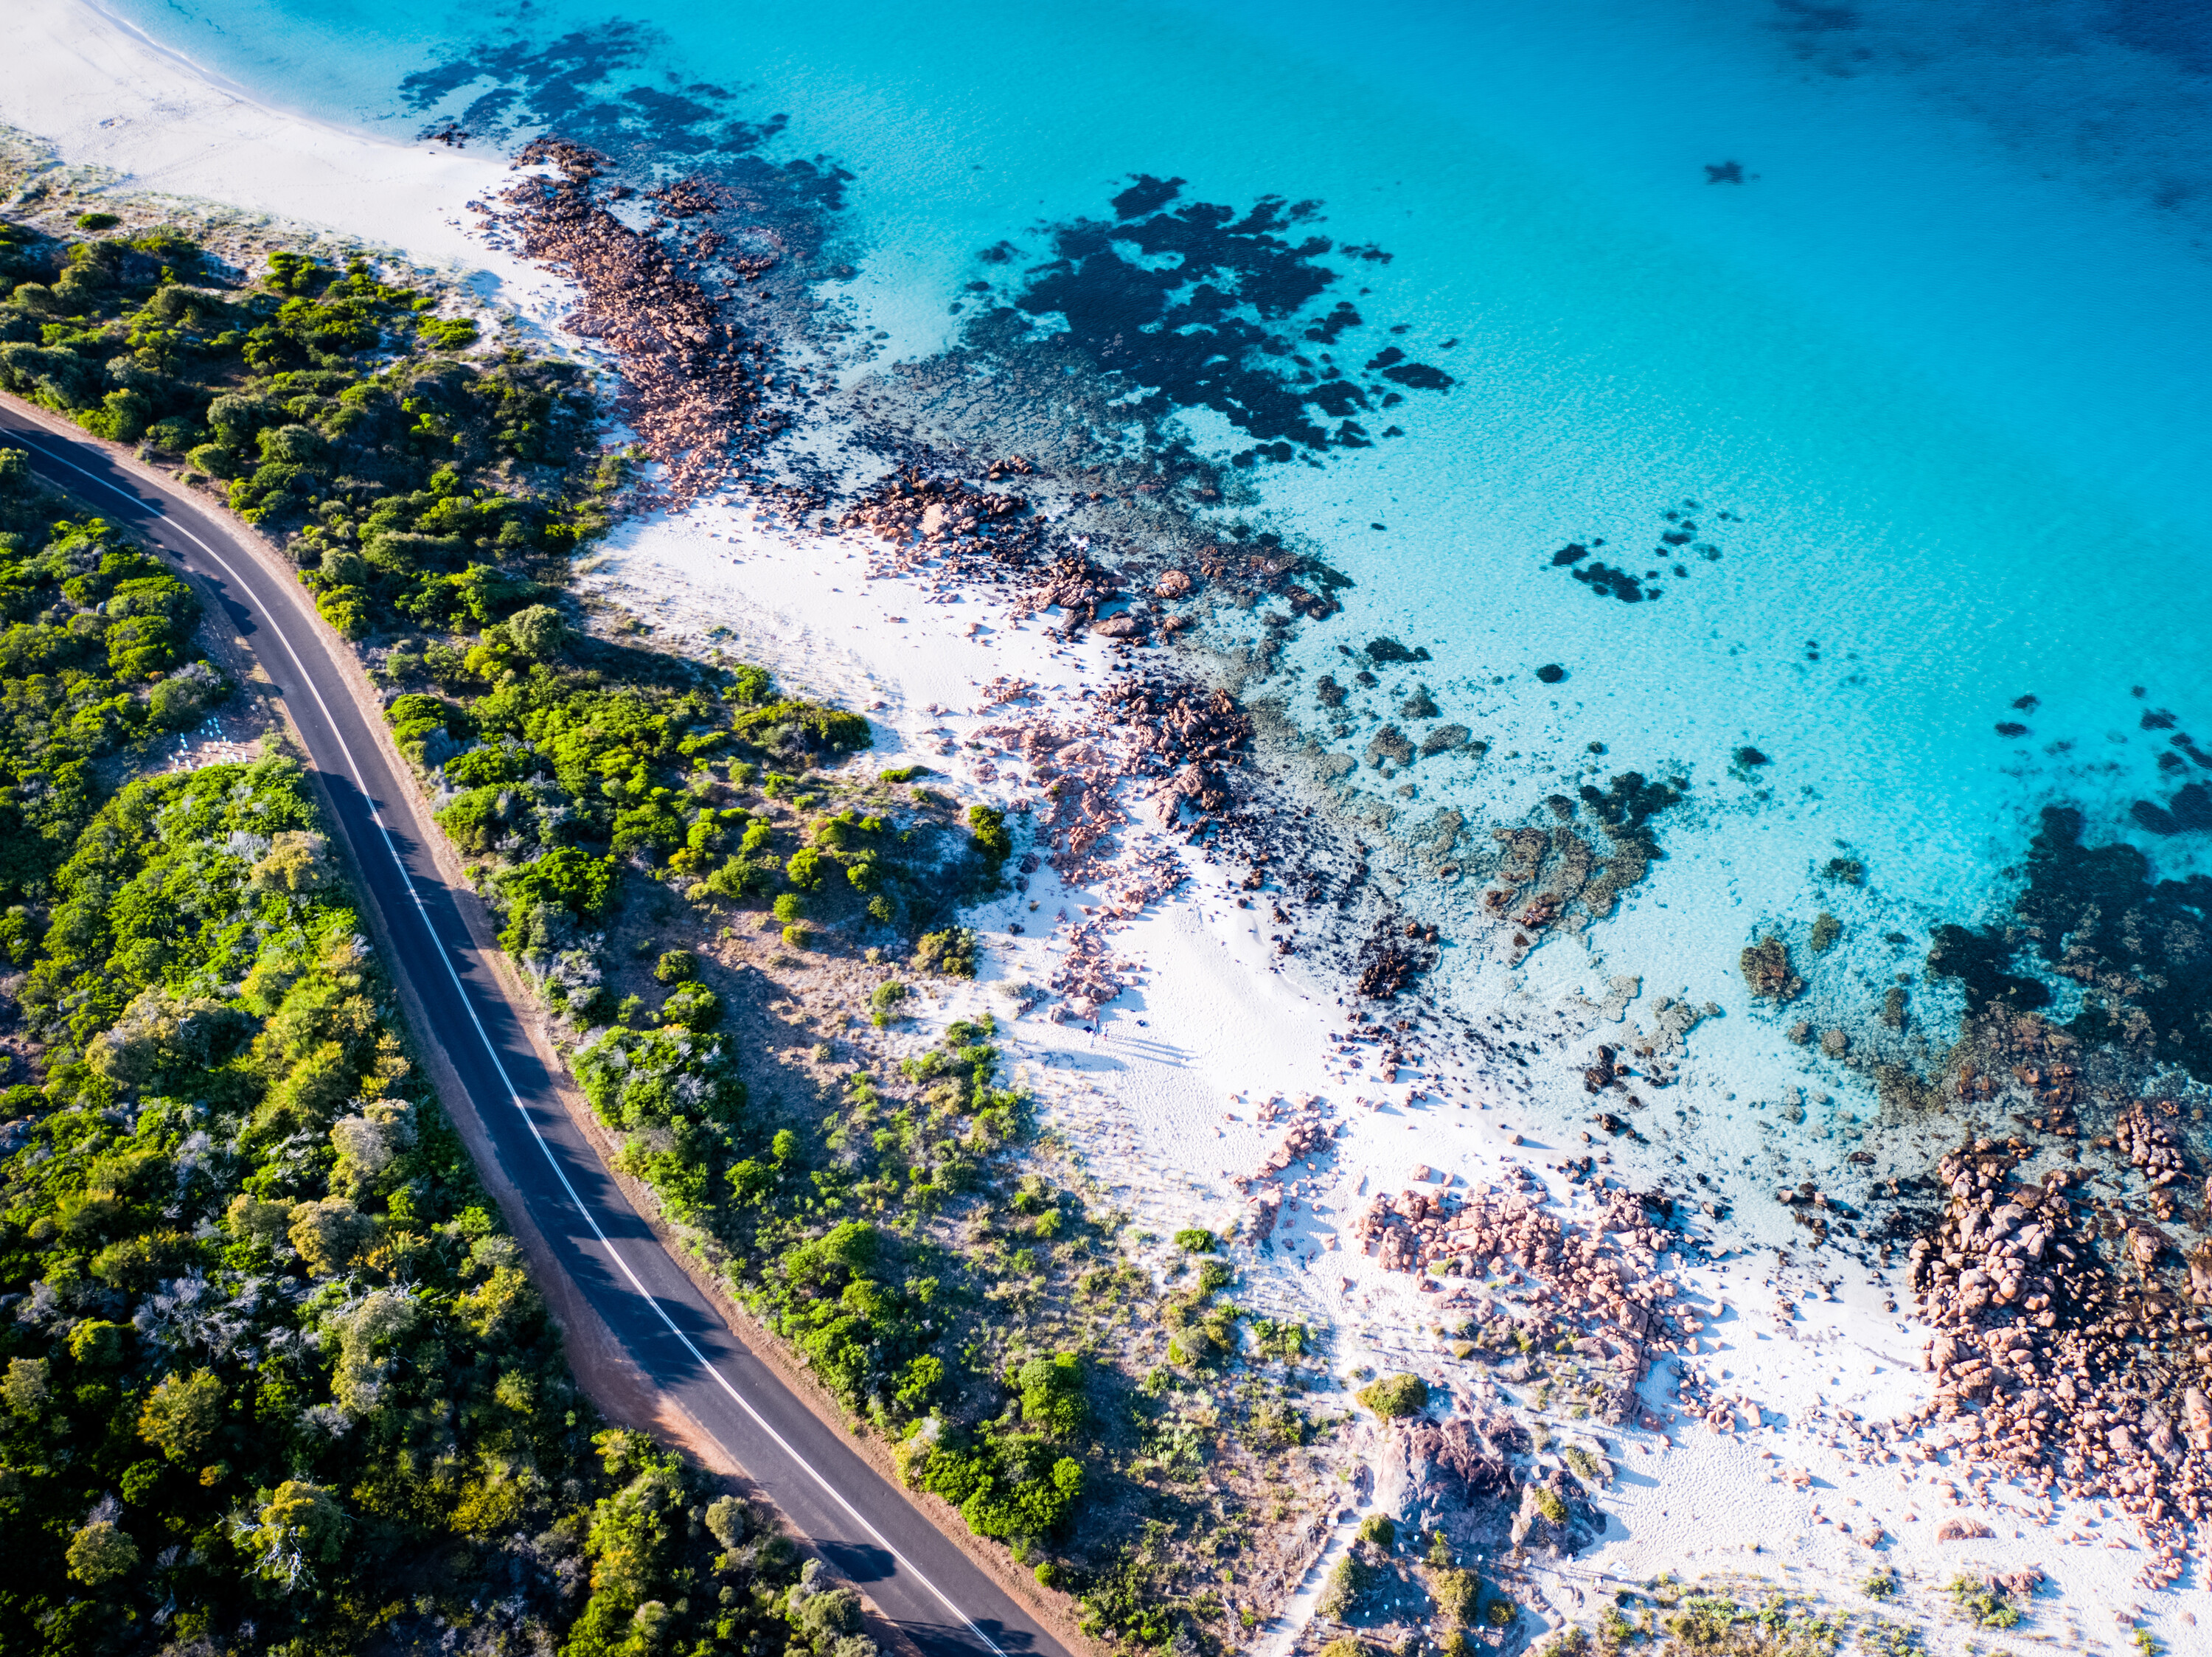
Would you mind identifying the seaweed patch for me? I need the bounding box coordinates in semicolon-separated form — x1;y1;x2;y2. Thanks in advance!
1544;499;1730;603
969;175;1453;463
1927;804;2212;1079
401;24;851;220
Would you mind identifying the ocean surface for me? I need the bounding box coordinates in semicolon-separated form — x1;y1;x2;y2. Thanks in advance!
100;0;2212;1126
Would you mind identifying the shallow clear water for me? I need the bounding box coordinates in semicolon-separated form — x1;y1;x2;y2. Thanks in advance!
105;0;2212;1119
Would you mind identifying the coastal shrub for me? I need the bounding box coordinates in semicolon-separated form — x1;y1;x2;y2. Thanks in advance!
871;979;909;1025
878;764;928;782
1357;1372;1430;1419
659;980;722;1032
1357;1513;1396;1549
915;926;978;978
417;315;481;350
726;662;776;705
1432;1567;1478;1625
1016;1352;1091;1437
1568;1444;1612;1485
653;948;695;983
1946;1577;2022;1628
574;1024;744;1133
902;1428;1084;1547
727;698;872;762
147;661;227;729
1318;1551;1376;1619
967;803;1012;867
1174;1226;1217;1253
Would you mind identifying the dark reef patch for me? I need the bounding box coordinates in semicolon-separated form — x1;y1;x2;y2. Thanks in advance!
1366;636;1432;664
1577;771;1683;844
1924;923;2052;1017
400;24;851;223
964;175;1451;462
1543;501;1722;603
1929;805;2212;1079
2128;783;2212;836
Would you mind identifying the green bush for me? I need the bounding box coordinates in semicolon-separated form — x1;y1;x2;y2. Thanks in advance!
659;980;722;1032
786;844;832;890
1317;1551;1375;1619
147;664;226;729
901;1428;1084;1548
1174;1227;1217;1253
1015;1352;1090;1437
1432;1567;1478;1625
653;948;695;983
417;316;481;350
915;926;978;978
1947;1577;2023;1628
1357;1372;1430;1419
967;803;1012;867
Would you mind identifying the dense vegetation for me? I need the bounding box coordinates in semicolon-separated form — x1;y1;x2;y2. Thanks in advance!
0;454;223;914
0;219;888;1656
0;753;856;1657
0;217;611;650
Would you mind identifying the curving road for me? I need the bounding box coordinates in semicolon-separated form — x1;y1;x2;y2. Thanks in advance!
0;399;1068;1657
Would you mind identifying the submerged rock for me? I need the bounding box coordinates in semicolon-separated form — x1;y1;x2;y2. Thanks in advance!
1741;934;1804;1002
1366;636;1432;664
1366;724;1414;768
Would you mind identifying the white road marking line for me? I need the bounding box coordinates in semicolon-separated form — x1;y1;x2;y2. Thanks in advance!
3;425;1012;1657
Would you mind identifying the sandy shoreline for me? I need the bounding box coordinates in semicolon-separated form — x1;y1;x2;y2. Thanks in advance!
560;504;2212;1650
6;3;2207;1649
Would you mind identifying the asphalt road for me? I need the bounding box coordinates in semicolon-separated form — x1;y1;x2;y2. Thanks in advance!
0;400;1067;1657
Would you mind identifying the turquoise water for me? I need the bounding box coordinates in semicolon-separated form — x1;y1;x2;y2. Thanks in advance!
105;0;2212;1105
